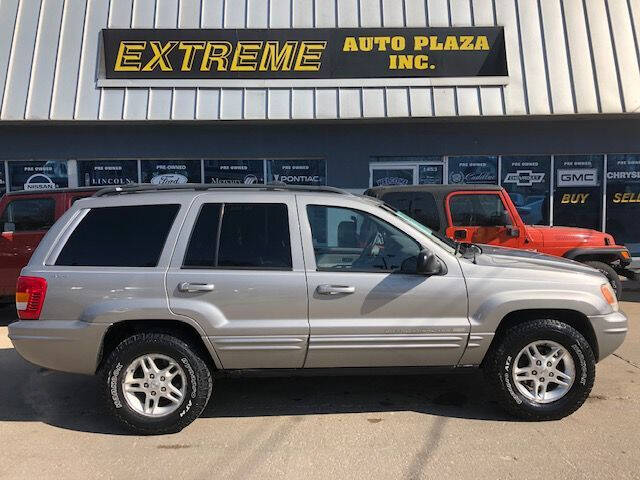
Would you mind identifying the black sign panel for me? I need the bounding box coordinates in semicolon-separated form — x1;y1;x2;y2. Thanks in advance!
372;168;414;187
418;164;443;184
606;154;640;254
204;160;264;184
141;160;201;184
553;155;603;230
0;162;6;196
267;159;326;186
448;156;498;185
9;161;68;191
78;160;138;187
501;156;551;225
103;27;507;79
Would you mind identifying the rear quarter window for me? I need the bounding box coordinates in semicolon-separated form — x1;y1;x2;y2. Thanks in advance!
55;204;180;267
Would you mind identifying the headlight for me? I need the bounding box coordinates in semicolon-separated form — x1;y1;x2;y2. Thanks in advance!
601;283;619;312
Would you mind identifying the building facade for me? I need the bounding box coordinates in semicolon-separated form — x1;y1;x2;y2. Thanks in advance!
1;0;640;253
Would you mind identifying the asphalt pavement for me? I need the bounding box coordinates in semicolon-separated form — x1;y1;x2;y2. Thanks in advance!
1;287;639;480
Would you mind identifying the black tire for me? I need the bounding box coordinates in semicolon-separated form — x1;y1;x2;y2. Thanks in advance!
102;333;212;435
484;319;595;421
583;261;622;299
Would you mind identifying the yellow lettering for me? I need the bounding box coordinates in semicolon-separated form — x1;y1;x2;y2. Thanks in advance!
622;192;632;203
374;37;391;51
200;41;232;71
398;55;413;69
178;41;206;71
343;37;358;52
460;36;474;50
561;194;570;204
444;36;459;50
142;41;178;71
389;55;398;69
430;36;444;50
414;36;429;50
230;41;263;71
613;193;622;203
294;41;326;71
114;41;146;71
259;41;298;71
475;35;489;50
391;36;405;51
414;54;429;69
358;37;373;51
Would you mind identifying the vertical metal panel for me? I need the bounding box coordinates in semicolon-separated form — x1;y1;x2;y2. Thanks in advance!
517;0;550;114
202;0;224;26
433;87;456;116
124;0;155;119
360;0;381;26
1;0;41;119
386;87;409;116
339;88;361;117
457;87;480;115
247;0;267;26
291;88;314;118
337;0;358;26
607;0;640;113
220;88;244;118
404;0;427;27
99;0;132;120
75;0;109;119
315;0;337;26
270;0;291;27
315;88;338;117
224;0;245;27
26;0;64;120
382;0;405;27
480;87;503;115
0;0;19;116
539;0;574;114
268;89;291;118
292;0;313;27
496;0;527;115
562;0;598;113
450;0;472;26
362;88;385;117
428;0;450;26
472;0;494;25
409;87;433;116
172;0;200;119
584;0;621;113
50;0;86;119
148;0;178;120
196;89;220;119
244;89;267;118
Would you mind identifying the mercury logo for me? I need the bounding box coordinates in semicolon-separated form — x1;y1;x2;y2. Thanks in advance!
503;170;545;187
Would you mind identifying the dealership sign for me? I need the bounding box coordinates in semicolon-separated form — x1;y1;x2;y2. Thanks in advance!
556;168;598;187
100;27;507;87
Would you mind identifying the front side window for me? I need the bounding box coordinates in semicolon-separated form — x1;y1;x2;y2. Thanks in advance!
381;192;440;231
449;194;511;227
0;198;55;231
56;204;180;267
183;203;292;270
307;205;420;272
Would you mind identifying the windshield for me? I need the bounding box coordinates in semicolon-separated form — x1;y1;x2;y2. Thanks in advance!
382;206;457;254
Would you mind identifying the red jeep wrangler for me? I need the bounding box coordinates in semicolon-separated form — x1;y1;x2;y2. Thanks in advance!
365;184;633;296
0;187;99;302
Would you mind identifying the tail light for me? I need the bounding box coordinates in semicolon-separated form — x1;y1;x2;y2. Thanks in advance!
16;276;47;320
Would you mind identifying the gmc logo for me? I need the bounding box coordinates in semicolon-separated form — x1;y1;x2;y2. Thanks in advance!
556;169;598;187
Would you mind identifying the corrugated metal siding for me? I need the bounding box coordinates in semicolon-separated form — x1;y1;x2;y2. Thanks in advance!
1;0;640;121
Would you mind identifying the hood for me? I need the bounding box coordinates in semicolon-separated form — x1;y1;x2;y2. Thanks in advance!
526;225;615;248
471;244;605;279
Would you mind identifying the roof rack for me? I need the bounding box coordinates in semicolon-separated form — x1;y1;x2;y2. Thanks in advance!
93;182;353;197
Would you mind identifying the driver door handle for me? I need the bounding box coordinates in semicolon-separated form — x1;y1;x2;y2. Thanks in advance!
316;284;355;295
178;282;215;293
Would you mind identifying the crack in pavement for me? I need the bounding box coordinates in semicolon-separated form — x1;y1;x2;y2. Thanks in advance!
613;353;640;370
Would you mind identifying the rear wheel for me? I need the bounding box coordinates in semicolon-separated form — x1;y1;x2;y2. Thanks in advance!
102;333;212;435
583;261;622;299
485;319;595;420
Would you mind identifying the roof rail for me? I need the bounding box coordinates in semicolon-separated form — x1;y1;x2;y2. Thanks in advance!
93;183;353;197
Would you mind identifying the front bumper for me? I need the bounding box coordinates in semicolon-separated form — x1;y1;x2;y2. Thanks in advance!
8;320;109;375
589;310;628;361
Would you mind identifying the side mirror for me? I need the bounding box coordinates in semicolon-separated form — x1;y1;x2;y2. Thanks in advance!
506;226;520;237
416;249;443;275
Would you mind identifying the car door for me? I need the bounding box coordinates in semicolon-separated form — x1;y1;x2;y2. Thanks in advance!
166;192;309;369
445;191;524;248
0;195;58;296
297;194;469;368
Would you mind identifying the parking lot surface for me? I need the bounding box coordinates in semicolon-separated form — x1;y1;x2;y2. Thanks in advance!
1;288;639;480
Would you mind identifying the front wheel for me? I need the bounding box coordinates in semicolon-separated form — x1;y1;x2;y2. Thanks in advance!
583;261;622;299
484;319;595;421
102;333;213;435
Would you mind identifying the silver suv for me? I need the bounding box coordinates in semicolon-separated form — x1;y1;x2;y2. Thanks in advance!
9;184;627;434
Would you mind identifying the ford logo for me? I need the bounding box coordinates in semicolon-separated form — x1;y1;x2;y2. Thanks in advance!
151;173;188;184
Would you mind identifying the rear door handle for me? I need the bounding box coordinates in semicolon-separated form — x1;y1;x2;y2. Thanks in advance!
316;284;355;295
178;282;215;293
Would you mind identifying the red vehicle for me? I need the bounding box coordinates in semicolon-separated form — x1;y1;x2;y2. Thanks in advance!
365;184;633;296
0;187;98;302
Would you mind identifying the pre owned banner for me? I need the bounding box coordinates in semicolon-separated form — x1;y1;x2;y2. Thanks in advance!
102;27;507;82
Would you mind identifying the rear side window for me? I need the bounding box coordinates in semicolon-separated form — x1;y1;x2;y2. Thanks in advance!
381;192;440;231
449;194;511;227
0;198;55;231
56;204;180;267
183;203;292;270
